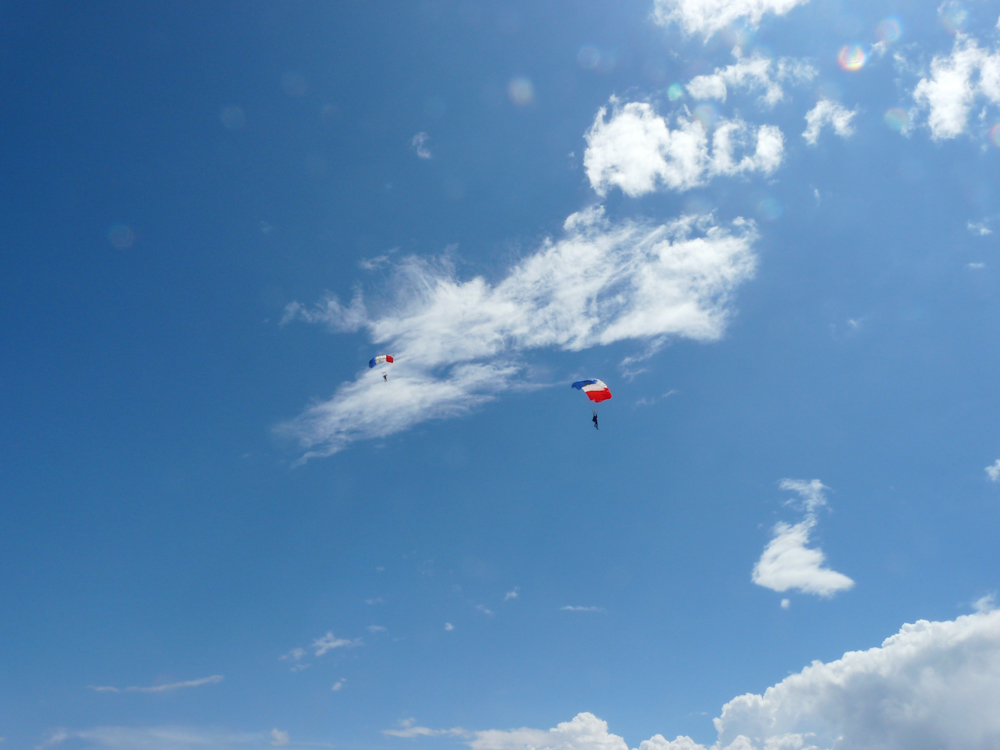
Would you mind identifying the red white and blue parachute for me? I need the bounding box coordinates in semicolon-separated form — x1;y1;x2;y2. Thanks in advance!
572;379;612;403
369;355;394;368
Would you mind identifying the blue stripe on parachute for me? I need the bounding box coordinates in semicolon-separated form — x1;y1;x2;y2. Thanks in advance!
571;380;598;389
369;358;377;368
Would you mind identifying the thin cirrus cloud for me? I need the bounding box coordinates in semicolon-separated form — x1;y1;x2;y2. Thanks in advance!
912;35;1000;140
751;479;854;598
447;608;1000;750
686;52;817;107
584;100;784;197
279;207;758;460
86;675;223;694
39;725;263;749
651;0;812;39
802;99;859;145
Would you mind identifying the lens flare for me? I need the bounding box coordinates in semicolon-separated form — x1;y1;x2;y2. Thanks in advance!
838;45;866;71
667;83;684;101
692;104;718;129
108;224;136;249
507;77;534;106
876;18;902;43
219;106;245;130
941;5;969;34
991;124;1000;147
577;46;600;70
884;108;908;131
757;198;783;220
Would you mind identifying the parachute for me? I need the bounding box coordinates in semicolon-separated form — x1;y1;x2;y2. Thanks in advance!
572;379;612;403
369;355;394;368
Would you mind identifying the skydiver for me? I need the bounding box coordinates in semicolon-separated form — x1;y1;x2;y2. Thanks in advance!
592;410;599;430
382;371;388;382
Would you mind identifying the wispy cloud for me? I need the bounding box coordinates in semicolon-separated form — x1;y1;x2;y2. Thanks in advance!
504;586;520;601
633;390;676;407
411;132;432;159
686;52;816;107
280;208;757;460
752;479;854;597
986;459;1000;482
367;625;387;633
383;719;469;739
476;605;495;617
560;605;605;613
331;679;346;691
585;100;783;197
270;729;289;747
651;0;812;38
968;220;993;236
40;727;256;749
444;622;454;631
802;99;858;145
312;632;361;656
87;675;223;694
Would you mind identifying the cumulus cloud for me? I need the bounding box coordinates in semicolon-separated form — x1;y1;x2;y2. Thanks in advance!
269;729;289;747
912;36;1000;140
584;101;784;197
686;54;816;107
987;459;1000;482
87;675;223;694
651;0;811;39
455;610;1000;750
968;220;993;236
802;100;858;145
752;479;853;597
280;207;758;460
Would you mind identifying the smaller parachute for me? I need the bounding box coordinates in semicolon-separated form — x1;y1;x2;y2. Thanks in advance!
572;379;612;403
369;355;394;368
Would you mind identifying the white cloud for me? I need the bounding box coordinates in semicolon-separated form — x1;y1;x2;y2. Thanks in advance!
634;390;677;408
86;675;223;694
780;599;790;609
445;622;455;631
651;0;811;39
269;729;289;747
39;726;263;749
752;479;853;598
975;594;996;613
383;719;469;739
412;132;432;159
505;587;520;601
366;597;386;605
280;208;758;460
312;632;361;656
986;459;1000;482
477;605;495;616
686;54;816;107
912;36;1000;140
584;101;784;197
802;100;858;145
461;609;1000;750
332;679;346;691
968;220;993;235
280;647;305;662
560;605;606;612
367;625;387;633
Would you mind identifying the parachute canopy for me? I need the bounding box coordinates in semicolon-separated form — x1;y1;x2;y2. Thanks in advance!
369;355;394;368
572;379;612;403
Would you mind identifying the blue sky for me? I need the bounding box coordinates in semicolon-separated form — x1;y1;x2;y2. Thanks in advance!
3;1;1000;749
